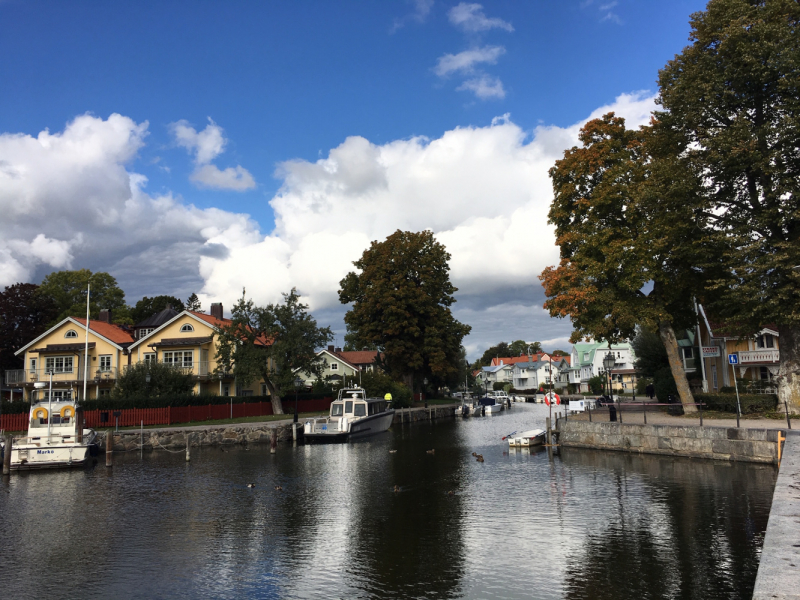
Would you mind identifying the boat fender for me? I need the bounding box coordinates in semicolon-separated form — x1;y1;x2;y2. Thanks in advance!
340;417;348;432
303;422;312;435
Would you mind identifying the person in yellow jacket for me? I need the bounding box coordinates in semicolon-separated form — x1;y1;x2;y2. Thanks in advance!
384;393;392;402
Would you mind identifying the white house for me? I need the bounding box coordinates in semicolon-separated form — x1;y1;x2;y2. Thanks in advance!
569;341;636;393
512;359;563;391
477;364;514;390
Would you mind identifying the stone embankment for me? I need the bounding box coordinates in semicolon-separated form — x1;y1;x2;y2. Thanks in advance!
556;420;782;464
95;404;458;451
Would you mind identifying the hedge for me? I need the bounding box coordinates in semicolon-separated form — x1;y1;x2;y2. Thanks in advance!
694;393;778;414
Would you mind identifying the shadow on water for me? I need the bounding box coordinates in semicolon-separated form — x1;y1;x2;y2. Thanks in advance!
0;405;777;600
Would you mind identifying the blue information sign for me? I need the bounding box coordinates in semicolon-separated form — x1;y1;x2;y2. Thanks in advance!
728;354;738;365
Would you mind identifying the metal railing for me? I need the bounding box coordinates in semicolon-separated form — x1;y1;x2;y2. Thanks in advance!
5;367;119;385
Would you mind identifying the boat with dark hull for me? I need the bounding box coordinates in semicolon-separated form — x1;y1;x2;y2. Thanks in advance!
303;387;395;442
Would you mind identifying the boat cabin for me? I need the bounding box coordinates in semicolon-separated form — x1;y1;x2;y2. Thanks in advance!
330;390;388;419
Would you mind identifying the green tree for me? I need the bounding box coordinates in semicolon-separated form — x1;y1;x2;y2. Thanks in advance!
551;349;569;357
111;361;194;399
509;339;540;357
476;342;511;367
540;114;705;411
358;369;413;408
215;288;333;414
130;295;183;323
185;293;202;312
339;230;471;392
632;327;678;401
0;283;58;373
343;325;377;351
38;269;128;324
653;0;800;408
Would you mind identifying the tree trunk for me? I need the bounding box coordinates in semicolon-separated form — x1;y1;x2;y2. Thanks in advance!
778;324;800;412
658;319;696;413
264;378;284;414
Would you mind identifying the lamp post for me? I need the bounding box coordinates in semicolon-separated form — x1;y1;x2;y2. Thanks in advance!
602;351;618;423
145;372;151;397
423;377;428;408
294;377;303;423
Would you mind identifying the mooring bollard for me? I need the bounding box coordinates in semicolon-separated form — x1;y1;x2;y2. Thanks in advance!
186;433;191;462
106;431;113;468
3;433;12;475
270;429;277;454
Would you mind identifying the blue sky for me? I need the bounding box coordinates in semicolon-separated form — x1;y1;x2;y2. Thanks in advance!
0;0;706;357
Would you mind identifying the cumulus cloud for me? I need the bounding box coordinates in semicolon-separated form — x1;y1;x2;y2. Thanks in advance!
456;74;505;99
434;46;506;77
448;2;514;33
170;118;256;191
197;91;657;353
0;113;261;297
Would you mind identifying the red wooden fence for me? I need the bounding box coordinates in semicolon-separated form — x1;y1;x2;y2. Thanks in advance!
0;397;333;432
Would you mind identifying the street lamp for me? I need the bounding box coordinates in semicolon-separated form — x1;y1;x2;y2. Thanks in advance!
294;376;303;423
602;351;618;423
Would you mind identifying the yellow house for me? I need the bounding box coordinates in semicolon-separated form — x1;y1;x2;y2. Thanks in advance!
128;303;268;396
11;310;135;401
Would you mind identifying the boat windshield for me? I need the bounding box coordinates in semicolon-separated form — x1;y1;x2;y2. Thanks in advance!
345;401;353;414
330;403;343;417
354;403;366;417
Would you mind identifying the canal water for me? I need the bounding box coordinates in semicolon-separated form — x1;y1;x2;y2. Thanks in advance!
0;404;777;599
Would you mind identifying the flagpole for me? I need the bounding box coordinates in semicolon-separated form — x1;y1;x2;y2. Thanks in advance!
82;284;90;402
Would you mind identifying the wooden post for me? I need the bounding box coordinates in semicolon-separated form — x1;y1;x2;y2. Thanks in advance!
105;431;113;468
778;431;785;465
786;401;792;430
185;433;191;462
642;400;647;425
270;429;277;454
546;417;551;446
588;405;592;422
3;433;12;475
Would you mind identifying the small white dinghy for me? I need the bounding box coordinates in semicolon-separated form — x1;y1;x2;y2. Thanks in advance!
507;429;546;447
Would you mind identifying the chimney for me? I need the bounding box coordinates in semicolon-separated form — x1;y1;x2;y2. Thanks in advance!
328;345;335;352
210;303;223;320
98;309;112;324
335;347;342;353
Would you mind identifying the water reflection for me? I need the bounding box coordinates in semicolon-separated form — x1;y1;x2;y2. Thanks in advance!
0;404;776;599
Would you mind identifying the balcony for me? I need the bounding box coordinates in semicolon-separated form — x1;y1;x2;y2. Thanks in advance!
739;349;780;364
5;367;119;385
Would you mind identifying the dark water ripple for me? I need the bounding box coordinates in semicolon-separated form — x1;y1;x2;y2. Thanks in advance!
0;404;776;599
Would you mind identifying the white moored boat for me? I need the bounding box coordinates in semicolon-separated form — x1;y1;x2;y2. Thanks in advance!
508;429;546;447
303;387;395;442
4;400;98;470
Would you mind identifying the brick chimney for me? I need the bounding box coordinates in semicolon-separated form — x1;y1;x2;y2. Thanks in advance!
98;309;112;324
328;345;335;352
210;302;224;320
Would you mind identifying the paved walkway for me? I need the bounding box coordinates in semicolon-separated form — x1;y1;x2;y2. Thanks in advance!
567;407;797;431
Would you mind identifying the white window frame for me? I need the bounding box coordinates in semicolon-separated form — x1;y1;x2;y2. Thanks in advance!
99;355;112;372
180;324;194;333
45;355;74;374
163;350;193;368
330;362;339;371
143;353;156;364
65;330;78;338
138;328;154;339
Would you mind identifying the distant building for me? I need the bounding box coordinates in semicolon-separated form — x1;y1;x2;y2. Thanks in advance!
569;341;636;393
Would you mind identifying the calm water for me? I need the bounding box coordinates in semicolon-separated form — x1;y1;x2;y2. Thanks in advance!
0;404;777;599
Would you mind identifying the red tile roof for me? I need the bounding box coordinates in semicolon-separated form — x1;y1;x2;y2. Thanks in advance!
73;318;135;345
491;353;554;366
335;350;381;366
189;311;272;346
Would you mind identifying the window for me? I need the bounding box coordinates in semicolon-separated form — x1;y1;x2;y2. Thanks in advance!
65;330;78;338
45;356;73;373
143;353;156;364
42;389;72;400
330;362;339;371
354;403;366;417
138;328;154;339
162;351;193;368
756;334;774;349
760;366;771;381
180;324;194;333
345;401;353;414
260;384;269;396
98;389;111;398
30;358;37;372
99;355;112;371
331;403;343;416
222;385;230;396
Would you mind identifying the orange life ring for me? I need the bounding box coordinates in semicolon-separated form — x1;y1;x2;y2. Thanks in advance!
60;405;74;419
544;392;561;406
32;407;48;420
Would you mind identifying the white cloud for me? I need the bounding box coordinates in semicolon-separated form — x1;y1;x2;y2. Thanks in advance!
198;92;657;353
434;45;506;77
448;3;514;33
170;117;256;191
391;0;434;32
0;113;261;297
456;74;505;99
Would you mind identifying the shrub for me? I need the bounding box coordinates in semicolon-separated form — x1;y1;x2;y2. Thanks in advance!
492;382;507;391
359;369;412;408
695;393;778;414
112;361;195;399
587;376;603;394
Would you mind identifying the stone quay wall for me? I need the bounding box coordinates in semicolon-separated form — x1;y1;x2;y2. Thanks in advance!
96;422;297;452
556;420;782;464
393;405;456;424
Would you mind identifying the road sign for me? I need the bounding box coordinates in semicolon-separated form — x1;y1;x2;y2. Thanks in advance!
728;354;738;365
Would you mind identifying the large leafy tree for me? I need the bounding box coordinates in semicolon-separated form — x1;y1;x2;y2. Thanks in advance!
0;283;58;373
130;295;184;323
38;269;129;324
215;288;333;414
653;0;800;408
339;230;471;391
540;114;708;411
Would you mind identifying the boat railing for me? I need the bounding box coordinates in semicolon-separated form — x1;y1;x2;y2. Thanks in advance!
306;417;347;434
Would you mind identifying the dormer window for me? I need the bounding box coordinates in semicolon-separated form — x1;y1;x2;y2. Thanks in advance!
65;330;78;338
180;324;194;333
